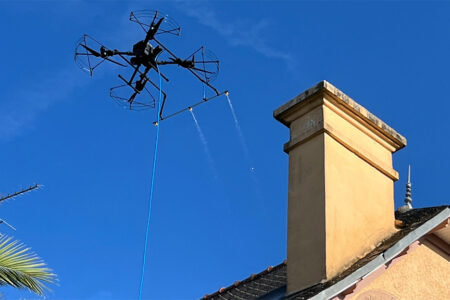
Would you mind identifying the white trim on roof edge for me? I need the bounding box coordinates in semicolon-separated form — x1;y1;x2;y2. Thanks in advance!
307;207;450;300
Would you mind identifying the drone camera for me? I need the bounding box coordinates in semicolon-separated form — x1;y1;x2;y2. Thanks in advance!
144;43;153;56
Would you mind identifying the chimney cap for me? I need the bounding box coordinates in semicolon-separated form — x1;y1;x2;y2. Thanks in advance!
273;80;407;150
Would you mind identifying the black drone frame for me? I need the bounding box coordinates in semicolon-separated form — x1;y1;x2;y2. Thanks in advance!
75;10;226;121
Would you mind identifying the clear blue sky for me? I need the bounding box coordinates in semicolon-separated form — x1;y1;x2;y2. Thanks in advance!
0;1;449;299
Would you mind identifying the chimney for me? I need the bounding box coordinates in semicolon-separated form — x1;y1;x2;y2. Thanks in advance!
274;81;407;294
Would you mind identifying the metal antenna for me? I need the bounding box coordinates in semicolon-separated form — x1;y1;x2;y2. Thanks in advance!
0;218;16;231
0;184;39;203
397;165;413;213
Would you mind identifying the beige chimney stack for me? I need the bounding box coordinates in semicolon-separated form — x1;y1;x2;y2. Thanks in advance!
273;81;407;295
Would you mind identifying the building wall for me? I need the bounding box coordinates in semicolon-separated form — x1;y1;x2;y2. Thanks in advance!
350;241;450;300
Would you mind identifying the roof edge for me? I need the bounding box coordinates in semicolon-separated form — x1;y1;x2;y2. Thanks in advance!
302;207;450;300
202;261;286;299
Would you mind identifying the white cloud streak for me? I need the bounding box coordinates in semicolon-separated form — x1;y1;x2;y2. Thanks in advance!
0;68;84;141
176;1;295;67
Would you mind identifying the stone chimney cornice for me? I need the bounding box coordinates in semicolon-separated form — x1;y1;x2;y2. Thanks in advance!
273;80;407;151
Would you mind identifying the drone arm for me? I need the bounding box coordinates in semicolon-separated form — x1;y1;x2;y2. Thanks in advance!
156;59;196;68
153;37;179;61
84;45;131;58
153;38;219;94
118;74;140;94
156;60;179;65
146;79;167;119
144;17;164;44
127;66;140;84
114;51;135;56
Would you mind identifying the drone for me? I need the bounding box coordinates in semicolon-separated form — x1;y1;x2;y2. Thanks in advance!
74;10;227;122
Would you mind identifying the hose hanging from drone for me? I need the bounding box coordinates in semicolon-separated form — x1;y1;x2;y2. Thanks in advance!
138;69;163;300
74;11;231;298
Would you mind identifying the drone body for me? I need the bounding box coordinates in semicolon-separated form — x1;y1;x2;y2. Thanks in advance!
75;10;226;120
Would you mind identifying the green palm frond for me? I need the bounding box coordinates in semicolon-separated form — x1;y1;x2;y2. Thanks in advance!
0;235;56;295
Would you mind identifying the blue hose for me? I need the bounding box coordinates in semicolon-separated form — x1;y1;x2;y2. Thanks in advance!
138;70;162;300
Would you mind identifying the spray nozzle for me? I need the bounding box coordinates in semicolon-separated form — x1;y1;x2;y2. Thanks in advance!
224;91;229;96
153;121;159;126
188;107;193;111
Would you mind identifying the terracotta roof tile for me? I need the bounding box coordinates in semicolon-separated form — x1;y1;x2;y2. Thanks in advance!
202;206;449;300
203;262;286;300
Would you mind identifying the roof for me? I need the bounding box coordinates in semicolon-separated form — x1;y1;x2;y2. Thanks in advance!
202;262;287;300
202;206;449;300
